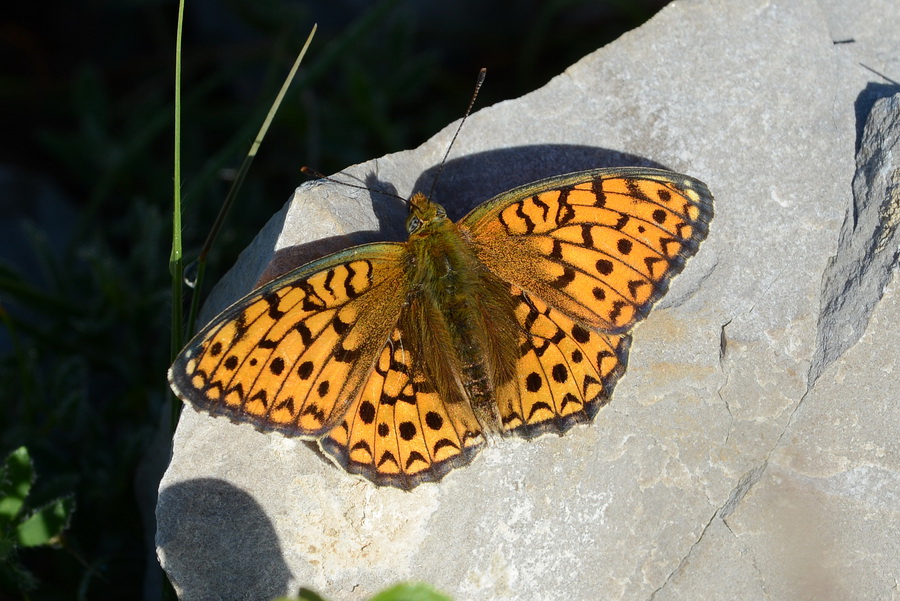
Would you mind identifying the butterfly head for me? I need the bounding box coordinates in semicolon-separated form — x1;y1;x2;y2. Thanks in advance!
406;192;448;235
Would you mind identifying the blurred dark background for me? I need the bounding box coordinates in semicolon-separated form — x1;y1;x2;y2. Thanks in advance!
0;0;669;598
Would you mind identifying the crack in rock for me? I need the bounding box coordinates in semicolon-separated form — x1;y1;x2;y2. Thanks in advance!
646;463;769;600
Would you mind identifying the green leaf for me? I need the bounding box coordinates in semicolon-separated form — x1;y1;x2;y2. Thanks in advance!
295;589;330;601
270;583;452;601
369;582;453;601
0;447;33;532
271;592;330;601
15;495;74;547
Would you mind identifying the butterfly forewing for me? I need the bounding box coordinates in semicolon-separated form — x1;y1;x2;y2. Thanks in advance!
169;244;407;437
462;167;713;333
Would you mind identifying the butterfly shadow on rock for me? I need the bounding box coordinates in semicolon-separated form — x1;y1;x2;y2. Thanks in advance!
262;144;669;285
411;144;671;219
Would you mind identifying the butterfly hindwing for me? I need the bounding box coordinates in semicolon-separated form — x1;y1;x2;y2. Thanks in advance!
496;285;632;436
320;326;485;489
168;244;407;437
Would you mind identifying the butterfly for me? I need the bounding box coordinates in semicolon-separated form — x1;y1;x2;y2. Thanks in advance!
168;166;714;490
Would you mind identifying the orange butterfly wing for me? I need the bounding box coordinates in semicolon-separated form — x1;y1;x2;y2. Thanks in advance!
461;167;714;435
170;243;490;490
320;327;486;489
168;245;407;437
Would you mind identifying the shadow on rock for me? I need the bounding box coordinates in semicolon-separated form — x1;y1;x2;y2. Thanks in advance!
157;478;294;601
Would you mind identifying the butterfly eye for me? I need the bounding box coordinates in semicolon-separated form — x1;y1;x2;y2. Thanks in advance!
407;215;423;233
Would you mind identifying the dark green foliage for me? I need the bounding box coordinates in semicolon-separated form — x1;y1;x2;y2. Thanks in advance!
0;447;75;594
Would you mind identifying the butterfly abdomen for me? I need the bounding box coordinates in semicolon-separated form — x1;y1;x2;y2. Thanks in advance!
402;202;520;433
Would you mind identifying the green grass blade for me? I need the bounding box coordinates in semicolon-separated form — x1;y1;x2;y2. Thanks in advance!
185;24;317;336
168;0;187;432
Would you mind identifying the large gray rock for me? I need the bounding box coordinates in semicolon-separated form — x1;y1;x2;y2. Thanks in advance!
157;0;900;599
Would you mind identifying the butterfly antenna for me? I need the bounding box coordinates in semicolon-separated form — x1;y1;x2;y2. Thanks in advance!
427;67;487;200
300;166;406;202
